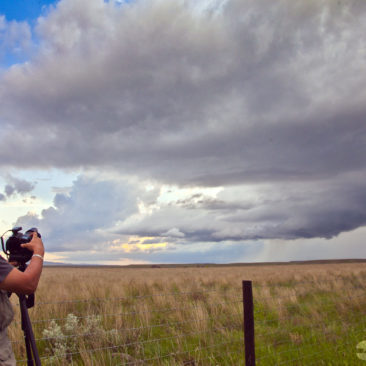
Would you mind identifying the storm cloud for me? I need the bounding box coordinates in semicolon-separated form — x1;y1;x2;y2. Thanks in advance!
1;0;366;258
1;175;35;199
114;172;366;242
1;0;365;181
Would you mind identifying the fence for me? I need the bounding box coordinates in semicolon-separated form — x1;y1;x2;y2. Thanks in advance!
9;286;244;365
243;276;366;365
8;273;366;365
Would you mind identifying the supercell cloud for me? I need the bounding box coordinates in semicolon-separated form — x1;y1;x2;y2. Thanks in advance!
0;0;366;262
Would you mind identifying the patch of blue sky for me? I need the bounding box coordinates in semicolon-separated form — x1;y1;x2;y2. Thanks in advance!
0;169;79;235
1;53;25;68
0;36;34;69
104;0;135;5
0;0;58;23
0;1;57;68
15;168;79;203
0;0;132;68
0;42;34;69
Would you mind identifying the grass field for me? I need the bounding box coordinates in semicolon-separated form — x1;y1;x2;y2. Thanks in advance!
7;261;366;365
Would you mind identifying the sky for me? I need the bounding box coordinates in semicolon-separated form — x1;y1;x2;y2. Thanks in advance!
0;0;366;265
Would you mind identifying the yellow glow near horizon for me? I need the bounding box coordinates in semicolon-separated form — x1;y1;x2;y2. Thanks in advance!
98;258;151;265
109;236;168;253
44;252;67;262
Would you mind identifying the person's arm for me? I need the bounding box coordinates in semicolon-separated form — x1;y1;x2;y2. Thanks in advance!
0;232;45;295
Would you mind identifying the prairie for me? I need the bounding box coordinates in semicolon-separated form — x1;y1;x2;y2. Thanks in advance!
8;261;366;365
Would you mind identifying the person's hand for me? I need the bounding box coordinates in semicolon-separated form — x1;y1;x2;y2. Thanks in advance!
21;231;45;257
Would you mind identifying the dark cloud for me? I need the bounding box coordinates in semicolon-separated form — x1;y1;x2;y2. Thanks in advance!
257;227;366;262
0;0;365;255
4;184;14;196
0;0;364;184
175;194;253;211
2;176;35;198
11;176;35;194
142;238;165;245
116;174;366;242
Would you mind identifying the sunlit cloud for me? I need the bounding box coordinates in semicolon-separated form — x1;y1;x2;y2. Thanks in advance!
109;237;169;253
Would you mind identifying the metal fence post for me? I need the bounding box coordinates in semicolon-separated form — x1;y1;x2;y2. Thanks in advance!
243;280;255;366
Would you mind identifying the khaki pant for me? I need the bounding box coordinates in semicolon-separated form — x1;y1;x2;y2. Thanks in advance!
0;329;16;366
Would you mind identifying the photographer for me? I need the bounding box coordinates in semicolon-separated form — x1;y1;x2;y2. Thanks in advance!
0;232;44;366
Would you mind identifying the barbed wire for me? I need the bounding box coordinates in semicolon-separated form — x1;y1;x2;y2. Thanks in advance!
11;309;242;344
14;291;362;329
251;291;365;305
17;328;241;364
10;279;364;312
304;337;362;366
255;316;366;352
256;327;365;364
254;301;366;330
118;339;243;366
12;275;365;308
252;274;366;289
16;338;243;365
17;288;242;307
254;306;366;342
10;276;366;365
11;299;243;327
273;328;365;365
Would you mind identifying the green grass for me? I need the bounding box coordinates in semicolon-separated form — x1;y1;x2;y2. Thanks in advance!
7;263;366;365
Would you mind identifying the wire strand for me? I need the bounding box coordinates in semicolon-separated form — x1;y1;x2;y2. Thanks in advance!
10;299;243;326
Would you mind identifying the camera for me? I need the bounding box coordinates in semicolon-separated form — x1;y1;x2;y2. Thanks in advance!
1;227;41;264
1;227;43;365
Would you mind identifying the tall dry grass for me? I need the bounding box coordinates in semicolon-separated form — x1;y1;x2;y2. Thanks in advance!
7;262;366;365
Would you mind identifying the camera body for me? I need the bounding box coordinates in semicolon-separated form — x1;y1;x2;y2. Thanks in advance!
2;227;41;264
